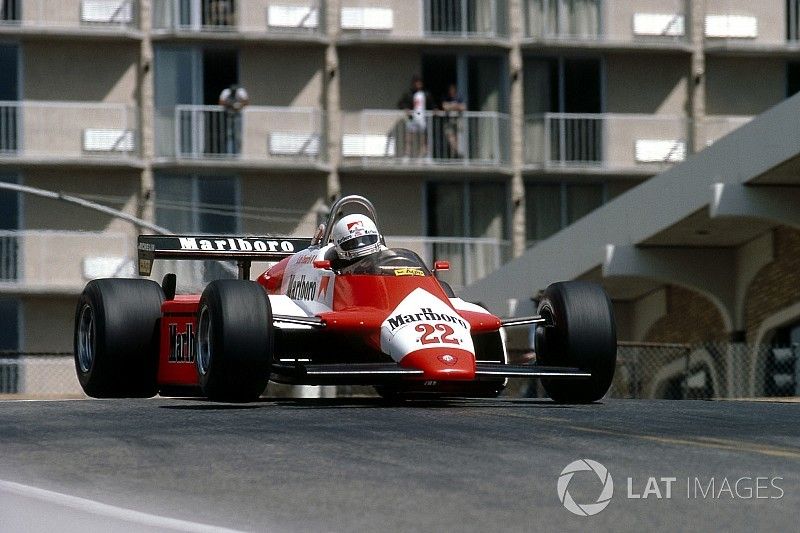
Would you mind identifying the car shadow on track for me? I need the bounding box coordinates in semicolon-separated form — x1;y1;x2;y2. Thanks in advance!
158;397;589;410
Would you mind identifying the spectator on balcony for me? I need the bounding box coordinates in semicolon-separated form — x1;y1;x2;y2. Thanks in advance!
397;75;434;160
218;84;249;155
441;83;466;158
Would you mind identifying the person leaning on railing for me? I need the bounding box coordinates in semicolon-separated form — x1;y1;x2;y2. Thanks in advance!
396;74;435;159
440;83;466;159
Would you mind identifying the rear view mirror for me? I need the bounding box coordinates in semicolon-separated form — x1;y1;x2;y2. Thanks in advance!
313;260;331;269
433;260;450;271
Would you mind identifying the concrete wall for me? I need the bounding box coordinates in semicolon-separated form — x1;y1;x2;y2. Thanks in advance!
240;47;324;107
239;174;327;236
23;170;142;234
339;0;423;37
605;54;688;114
23;42;139;103
339;175;424;235
603;0;687;42
705;0;786;44
338;48;420;110
705;57;786;115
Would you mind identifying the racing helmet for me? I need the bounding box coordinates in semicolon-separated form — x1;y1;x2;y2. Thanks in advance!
332;214;381;260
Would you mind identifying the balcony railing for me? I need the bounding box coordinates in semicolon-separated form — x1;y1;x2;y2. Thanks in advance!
0;101;138;161
152;0;324;35
524;113;689;170
523;0;687;45
161;105;324;165
339;0;507;39
0;0;138;31
0;231;134;290
386;236;510;290
342;109;509;167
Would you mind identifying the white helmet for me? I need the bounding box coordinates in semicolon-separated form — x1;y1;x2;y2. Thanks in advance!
332;213;381;260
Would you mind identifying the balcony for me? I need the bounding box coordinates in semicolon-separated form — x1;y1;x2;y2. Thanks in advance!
522;0;689;50
341;109;509;170
0;0;139;36
524;113;689;172
152;0;325;39
155;105;325;169
386;236;510;291
338;0;508;43
0;231;134;293
0;101;139;165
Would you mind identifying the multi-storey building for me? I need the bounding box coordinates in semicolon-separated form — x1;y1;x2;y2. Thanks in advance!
1;0;799;359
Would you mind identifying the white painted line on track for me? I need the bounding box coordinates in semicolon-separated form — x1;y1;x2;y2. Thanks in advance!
0;480;245;533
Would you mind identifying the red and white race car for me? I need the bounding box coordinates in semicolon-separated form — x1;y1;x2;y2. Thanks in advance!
74;195;617;402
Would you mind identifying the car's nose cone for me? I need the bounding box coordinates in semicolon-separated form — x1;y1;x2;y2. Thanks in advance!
399;348;476;380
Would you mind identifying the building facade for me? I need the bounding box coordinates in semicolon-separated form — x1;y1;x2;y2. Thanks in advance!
1;0;799;361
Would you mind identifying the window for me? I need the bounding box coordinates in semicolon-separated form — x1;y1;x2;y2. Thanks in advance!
525;0;600;39
1;0;20;23
425;0;502;36
0;44;18;154
155;174;240;281
426;181;509;288
788;0;799;41
525;182;605;244
0;174;19;281
0;298;20;393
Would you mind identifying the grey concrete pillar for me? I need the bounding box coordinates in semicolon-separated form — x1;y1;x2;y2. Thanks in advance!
324;0;341;203
688;0;706;153
139;0;155;225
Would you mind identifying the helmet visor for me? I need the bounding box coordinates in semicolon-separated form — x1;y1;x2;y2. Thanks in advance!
339;234;379;251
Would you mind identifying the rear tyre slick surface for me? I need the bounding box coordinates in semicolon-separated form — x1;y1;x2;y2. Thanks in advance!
197;280;273;402
535;281;617;404
74;278;164;398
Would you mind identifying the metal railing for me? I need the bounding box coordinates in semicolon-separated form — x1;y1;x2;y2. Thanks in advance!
386;236;510;290
169;105;324;164
342;109;509;167
0;0;138;30
522;0;687;44
0;231;133;289
524;112;689;170
0;101;138;160
339;0;507;39
153;0;324;35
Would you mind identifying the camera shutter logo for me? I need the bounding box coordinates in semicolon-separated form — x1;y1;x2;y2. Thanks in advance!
557;459;614;516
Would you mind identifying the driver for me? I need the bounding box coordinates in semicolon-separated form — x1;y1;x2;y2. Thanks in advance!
331;214;382;262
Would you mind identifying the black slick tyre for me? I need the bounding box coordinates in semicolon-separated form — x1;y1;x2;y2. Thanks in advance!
535;281;616;403
74;278;164;398
196;280;273;402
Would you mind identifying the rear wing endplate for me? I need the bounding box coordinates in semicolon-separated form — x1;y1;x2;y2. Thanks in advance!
137;235;311;277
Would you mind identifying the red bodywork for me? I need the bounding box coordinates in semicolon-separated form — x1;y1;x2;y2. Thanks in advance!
154;255;502;389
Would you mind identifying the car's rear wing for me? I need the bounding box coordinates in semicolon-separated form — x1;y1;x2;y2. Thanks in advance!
137;235;311;278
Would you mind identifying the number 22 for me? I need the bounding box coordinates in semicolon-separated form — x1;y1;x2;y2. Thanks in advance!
415;323;459;345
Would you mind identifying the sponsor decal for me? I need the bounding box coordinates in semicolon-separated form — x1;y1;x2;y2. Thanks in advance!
137;242;155;252
177;237;294;253
168;323;195;363
286;274;317;301
387;307;468;332
437;354;458;365
317;276;331;300
346;220;364;231
394;267;425;277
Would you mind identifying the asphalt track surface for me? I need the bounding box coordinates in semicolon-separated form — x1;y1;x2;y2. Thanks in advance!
1;397;799;532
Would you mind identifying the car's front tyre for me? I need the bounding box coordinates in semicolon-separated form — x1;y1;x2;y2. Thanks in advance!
196;280;274;402
535;281;617;403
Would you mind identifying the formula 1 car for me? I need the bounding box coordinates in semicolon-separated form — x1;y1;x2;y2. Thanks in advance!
74;195;616;403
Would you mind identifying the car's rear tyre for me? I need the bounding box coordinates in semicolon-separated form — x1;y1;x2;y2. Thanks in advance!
196;280;273;402
535;281;616;404
74;278;164;398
